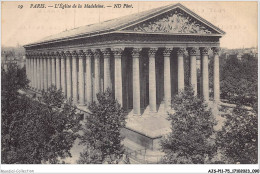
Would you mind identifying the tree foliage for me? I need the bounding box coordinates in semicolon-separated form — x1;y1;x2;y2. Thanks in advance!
216;105;258;164
78;89;126;164
161;87;217;164
2;63;81;164
220;55;257;108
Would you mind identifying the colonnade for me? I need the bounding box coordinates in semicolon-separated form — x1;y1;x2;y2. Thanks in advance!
26;47;220;115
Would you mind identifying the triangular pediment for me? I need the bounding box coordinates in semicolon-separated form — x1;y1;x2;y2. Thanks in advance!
120;6;224;35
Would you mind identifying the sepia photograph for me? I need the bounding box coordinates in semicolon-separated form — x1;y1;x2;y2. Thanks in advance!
1;0;259;173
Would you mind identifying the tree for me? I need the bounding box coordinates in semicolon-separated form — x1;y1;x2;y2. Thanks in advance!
78;89;126;164
220;55;257;108
216;105;257;164
161;87;217;164
2;63;29;163
2;63;81;164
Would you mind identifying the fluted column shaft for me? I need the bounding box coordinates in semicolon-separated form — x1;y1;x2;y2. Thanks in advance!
51;54;56;86
72;51;78;104
102;49;111;91
85;50;93;105
132;48;141;115
25;55;29;83
33;57;37;89
31;57;33;88
47;55;52;88
41;55;44;90
93;50;101;102
78;50;85;105
66;51;72;100
26;57;31;86
43;55;48;90
56;53;61;90
27;56;31;87
36;56;41;91
212;47;220;102
113;48;123;106
31;57;34;88
177;48;185;92
148;48;157;113
60;52;66;95
163;48;172;110
200;47;209;102
189;48;198;96
30;57;33;88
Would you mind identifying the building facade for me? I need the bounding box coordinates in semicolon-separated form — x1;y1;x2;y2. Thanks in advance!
24;3;225;151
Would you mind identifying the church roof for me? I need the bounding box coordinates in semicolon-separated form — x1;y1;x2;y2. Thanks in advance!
24;3;225;47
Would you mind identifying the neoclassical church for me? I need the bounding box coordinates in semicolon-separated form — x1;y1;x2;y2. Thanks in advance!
24;3;225;155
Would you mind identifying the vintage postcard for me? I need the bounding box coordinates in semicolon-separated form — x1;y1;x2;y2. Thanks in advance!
1;1;258;173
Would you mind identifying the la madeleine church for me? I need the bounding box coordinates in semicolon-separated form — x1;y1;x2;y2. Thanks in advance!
24;3;225;153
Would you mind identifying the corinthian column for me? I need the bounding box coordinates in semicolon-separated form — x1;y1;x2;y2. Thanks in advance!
132;48;142;116
188;47;198;96
163;48;172;110
29;55;33;88
38;53;42;91
72;51;78;104
36;55;40;91
51;52;56;86
200;47;209;102
25;54;29;85
177;48;185;92
85;50;93;105
148;48;157;113
47;53;52;88
40;53;44;90
112;48;123;106
212;47;220;102
60;52;67;96
78;50;85;105
102;48;111;91
33;56;36;89
65;51;72;100
43;53;48;90
93;49;101;102
29;55;32;88
55;52;61;90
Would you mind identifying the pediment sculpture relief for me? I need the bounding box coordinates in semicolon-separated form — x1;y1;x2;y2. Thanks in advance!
124;9;215;34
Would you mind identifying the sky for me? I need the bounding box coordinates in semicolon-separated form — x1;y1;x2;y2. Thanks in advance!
1;1;258;49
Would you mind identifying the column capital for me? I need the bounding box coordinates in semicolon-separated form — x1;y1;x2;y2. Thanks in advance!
148;48;158;56
200;47;210;56
59;51;66;58
187;47;199;56
71;50;78;57
177;47;186;56
65;51;72;57
85;49;93;57
50;52;55;58
46;52;52;58
54;51;60;57
111;48;124;56
131;48;142;57
30;52;35;58
163;47;172;56
93;49;101;57
212;47;221;55
43;52;48;58
78;50;86;58
101;48;111;57
25;53;30;58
